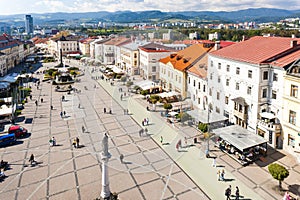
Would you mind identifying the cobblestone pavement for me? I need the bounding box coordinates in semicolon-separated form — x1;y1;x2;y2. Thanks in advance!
0;61;209;200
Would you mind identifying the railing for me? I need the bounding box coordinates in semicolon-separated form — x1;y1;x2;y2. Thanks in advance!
233;109;247;120
257;119;281;132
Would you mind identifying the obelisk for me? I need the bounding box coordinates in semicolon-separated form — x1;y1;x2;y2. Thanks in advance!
100;133;111;199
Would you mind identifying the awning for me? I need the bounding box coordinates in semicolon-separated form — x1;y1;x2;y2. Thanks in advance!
213;125;267;152
187;109;228;124
260;112;275;119
232;97;248;106
168;111;178;116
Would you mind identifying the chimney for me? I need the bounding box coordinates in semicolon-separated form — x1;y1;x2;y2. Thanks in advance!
291;34;296;38
290;40;297;48
214;41;220;50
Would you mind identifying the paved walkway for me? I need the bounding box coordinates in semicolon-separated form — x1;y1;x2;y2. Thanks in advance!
0;59;299;200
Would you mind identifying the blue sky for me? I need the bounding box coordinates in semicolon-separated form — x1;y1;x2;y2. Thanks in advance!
1;0;300;15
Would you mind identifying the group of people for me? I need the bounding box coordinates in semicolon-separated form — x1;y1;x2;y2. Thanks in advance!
217;169;226;181
60;111;67;118
103;107;112;114
225;185;239;200
141;118;149;126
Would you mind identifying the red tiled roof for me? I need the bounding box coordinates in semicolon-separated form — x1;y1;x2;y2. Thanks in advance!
210;36;300;65
159;44;213;71
271;48;300;67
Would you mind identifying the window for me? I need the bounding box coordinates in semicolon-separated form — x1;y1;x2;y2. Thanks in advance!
209;88;212;96
273;73;278;81
290;85;298;98
247;86;252;95
236;67;240;75
226;65;230;72
179;77;181;83
226;79;229;86
168;71;170;77
263;71;268;80
218;63;221;69
262;88;267;98
188;77;190;84
210;73;213;80
193;80;196;87
210;61;213;67
272;90;277;99
134;53;137;58
248;70;252;78
198;98;201;104
152;66;156;72
203;85;206;92
236;82;240;90
289;110;296;125
225;96;229;104
218;76;221;83
175;75;177;81
193;95;195;101
217;92;220;100
216;107;220;113
198;82;200;90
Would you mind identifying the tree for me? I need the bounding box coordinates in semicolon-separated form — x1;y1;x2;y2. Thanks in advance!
120;76;127;85
163;103;172;111
268;163;289;189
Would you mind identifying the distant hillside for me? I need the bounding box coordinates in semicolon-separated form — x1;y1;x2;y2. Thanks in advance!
1;8;300;26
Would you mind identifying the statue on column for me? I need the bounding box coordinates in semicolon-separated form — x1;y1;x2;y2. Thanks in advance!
102;133;109;157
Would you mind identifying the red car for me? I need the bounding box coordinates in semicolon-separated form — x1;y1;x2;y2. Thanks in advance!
8;125;28;138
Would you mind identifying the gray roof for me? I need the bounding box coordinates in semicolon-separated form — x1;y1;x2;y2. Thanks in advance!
212;125;267;152
122;41;150;50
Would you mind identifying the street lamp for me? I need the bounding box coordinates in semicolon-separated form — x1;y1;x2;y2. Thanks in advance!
205;103;213;158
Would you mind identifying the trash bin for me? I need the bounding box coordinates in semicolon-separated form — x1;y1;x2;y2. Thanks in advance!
194;137;197;144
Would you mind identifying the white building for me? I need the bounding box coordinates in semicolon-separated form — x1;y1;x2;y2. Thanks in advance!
139;42;176;81
120;41;149;75
208;36;300;148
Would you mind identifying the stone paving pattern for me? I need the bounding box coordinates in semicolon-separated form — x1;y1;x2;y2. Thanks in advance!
0;60;299;200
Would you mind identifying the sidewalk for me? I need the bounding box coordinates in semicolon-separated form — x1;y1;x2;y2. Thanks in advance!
91;68;264;200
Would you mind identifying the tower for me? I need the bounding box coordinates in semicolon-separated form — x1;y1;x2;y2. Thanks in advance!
25;15;33;34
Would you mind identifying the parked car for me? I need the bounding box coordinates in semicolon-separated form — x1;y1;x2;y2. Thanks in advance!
8;125;28;138
0;134;16;147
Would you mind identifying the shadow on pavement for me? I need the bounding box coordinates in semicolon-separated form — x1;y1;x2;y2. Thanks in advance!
254;146;285;167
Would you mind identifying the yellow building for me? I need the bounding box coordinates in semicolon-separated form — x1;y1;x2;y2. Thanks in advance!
283;60;300;160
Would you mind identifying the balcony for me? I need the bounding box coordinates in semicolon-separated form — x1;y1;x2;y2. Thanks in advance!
233;110;247;120
257;119;281;133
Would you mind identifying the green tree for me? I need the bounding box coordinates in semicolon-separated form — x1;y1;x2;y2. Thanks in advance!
163;103;172;111
198;122;208;133
268;163;289;189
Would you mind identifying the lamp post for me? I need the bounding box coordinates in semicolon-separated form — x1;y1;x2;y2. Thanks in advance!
205;103;212;158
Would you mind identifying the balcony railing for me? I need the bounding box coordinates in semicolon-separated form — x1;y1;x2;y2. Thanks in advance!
257;119;281;133
233;110;247;120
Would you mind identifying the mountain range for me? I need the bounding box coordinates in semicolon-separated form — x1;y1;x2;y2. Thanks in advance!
0;8;300;26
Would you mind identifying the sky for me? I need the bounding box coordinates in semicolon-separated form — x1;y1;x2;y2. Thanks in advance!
1;0;300;15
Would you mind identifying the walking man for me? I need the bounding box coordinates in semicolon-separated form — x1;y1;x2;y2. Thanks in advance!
212;157;216;167
82;125;85;133
160;136;163;144
225;185;231;200
29;154;35;165
76;137;80;148
120;154;124;163
235;186;239;200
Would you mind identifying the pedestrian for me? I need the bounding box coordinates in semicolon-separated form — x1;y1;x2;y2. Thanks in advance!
212;157;216;167
120;94;123;100
60;111;63;118
62;96;65;101
225;185;231;200
30;95;32;100
50;105;53;110
72;139;77;148
78;104;80;108
184;137;187;147
63;111;66;116
139;129;143;137
29;154;35;165
109;108;112;114
160;136;163;144
41;98;43;103
142;121;144;126
217;170;221;181
52;137;56;146
146;117;149;125
221;169;225;181
146;106;149;111
104;107;106;113
76;137;80;148
82;125;85;133
235;186;239;200
120;154;124;163
35;100;38;106
144;128;148;135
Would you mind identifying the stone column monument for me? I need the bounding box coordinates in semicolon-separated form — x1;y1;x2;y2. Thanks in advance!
100;133;111;199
